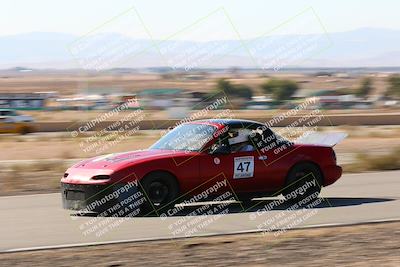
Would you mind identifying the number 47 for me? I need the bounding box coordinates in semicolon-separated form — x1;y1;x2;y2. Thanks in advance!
237;161;250;172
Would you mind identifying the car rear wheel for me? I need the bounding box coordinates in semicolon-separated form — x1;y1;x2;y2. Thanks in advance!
282;162;322;204
140;171;179;215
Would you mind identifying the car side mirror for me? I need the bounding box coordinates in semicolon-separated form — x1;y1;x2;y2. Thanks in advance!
209;144;230;155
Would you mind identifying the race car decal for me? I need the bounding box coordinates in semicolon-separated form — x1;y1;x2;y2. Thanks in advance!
233;156;254;179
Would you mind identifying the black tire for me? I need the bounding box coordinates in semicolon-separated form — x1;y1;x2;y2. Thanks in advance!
139;171;179;215
282;162;322;204
239;198;253;208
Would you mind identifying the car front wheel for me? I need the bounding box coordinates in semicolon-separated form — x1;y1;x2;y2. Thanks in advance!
140;171;179;215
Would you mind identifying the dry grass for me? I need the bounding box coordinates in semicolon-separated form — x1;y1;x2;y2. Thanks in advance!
59;150;75;159
0;161;66;195
344;147;400;172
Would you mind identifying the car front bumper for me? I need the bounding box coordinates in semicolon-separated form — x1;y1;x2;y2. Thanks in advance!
61;182;143;214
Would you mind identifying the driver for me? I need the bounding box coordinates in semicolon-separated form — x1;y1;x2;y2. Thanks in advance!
228;129;255;152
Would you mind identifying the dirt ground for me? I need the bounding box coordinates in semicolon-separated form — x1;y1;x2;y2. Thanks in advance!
0;134;157;160
1;221;399;266
0;71;389;96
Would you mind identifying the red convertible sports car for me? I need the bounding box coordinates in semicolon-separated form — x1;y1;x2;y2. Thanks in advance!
61;119;343;215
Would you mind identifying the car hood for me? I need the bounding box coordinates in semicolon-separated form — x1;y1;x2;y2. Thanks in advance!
70;149;192;171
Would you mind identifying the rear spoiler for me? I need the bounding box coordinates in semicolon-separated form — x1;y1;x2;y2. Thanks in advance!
295;132;348;147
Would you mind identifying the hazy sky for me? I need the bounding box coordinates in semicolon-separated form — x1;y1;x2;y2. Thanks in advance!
1;0;398;39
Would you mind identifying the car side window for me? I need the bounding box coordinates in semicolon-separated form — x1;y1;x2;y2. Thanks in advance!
227;128;255;153
217;132;230;147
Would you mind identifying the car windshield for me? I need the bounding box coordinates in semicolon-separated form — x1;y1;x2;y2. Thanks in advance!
150;123;216;152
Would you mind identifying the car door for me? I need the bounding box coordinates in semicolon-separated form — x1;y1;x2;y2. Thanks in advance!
249;127;296;191
198;129;274;194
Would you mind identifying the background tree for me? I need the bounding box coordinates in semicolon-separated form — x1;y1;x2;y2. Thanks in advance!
233;85;253;100
356;77;373;97
386;75;400;98
260;79;299;101
215;79;253;100
216;79;235;96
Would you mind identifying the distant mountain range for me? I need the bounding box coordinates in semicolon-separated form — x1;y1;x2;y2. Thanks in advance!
1;28;400;69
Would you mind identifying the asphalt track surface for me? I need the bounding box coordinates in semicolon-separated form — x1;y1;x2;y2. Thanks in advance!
1;171;399;252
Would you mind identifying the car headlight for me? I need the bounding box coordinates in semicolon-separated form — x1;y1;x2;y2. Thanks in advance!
91;175;110;180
